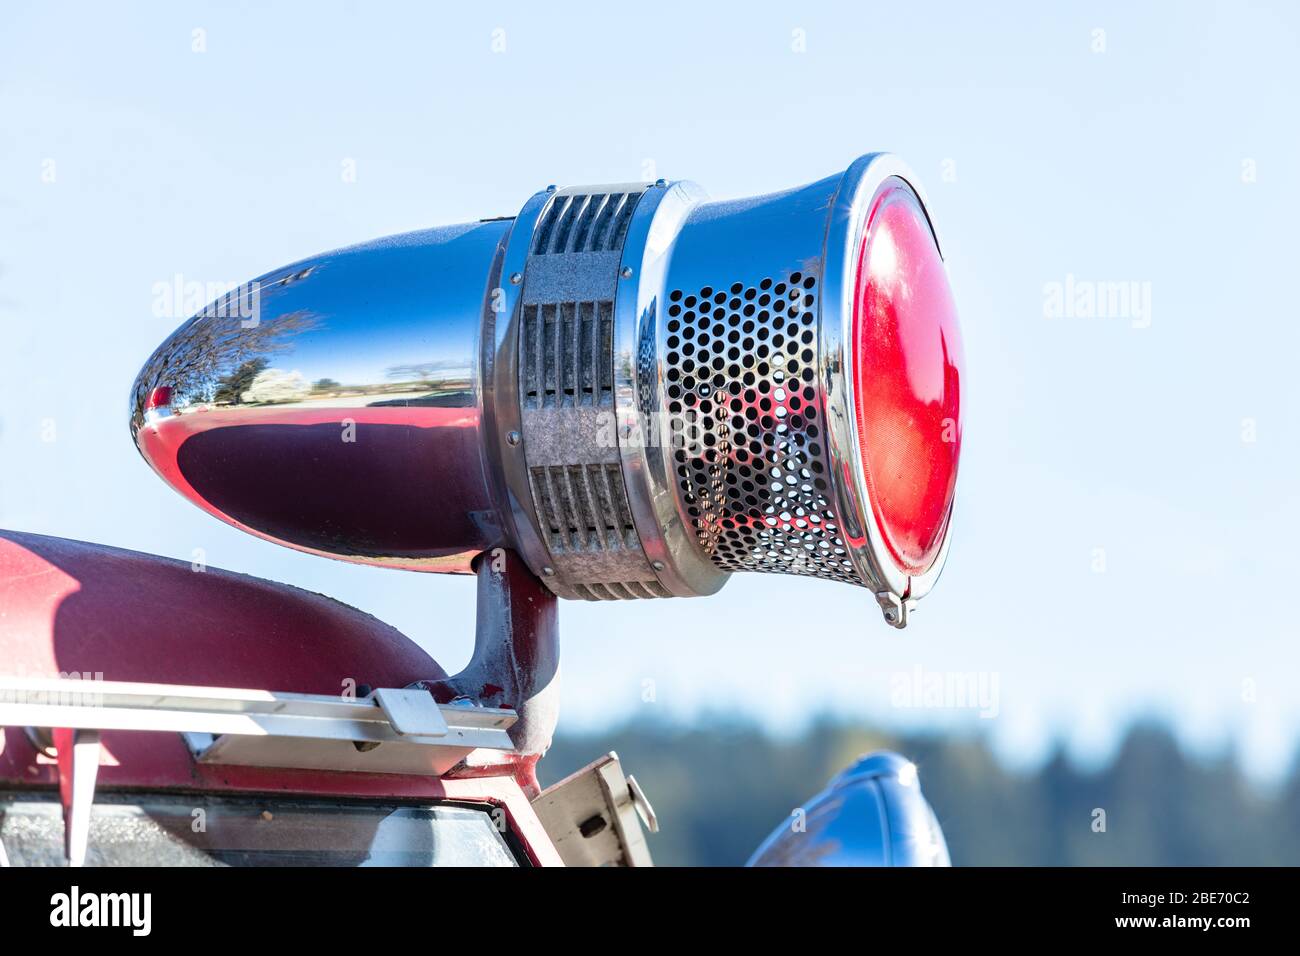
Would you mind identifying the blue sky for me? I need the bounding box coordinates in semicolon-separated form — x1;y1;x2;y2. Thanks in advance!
2;1;1298;780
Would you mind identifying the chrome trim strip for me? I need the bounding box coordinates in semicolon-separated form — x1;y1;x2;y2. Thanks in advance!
615;179;727;598
491;189;559;581
820;153;956;618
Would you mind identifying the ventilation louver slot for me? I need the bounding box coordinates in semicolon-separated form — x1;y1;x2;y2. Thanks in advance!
531;192;638;255
521;301;614;409
571;580;670;600
528;464;638;554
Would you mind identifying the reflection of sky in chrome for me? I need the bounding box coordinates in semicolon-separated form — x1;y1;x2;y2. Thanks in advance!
2;1;1299;783
239;235;482;388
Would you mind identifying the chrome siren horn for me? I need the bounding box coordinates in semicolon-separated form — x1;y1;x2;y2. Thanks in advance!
132;154;964;628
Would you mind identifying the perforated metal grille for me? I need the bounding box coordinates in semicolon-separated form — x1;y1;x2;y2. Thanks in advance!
531;192;638;255
521;301;614;409
664;272;860;584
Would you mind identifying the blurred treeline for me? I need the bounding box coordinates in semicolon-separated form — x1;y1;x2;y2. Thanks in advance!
539;719;1299;866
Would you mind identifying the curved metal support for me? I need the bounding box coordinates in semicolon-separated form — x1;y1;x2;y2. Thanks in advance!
411;550;559;796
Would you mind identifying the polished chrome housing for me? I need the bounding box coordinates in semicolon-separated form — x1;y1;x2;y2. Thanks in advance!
613;181;730;601
609;153;957;623
131;222;511;572
130;154;958;623
746;751;951;867
645;171;852;586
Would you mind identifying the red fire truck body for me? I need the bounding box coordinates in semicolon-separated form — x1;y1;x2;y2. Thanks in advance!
0;531;649;867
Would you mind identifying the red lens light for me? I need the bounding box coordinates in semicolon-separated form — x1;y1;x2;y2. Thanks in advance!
852;182;963;574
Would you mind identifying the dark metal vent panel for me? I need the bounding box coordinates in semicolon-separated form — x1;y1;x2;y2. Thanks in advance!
663;272;858;584
528;463;638;554
516;183;660;600
532;192;638;255
521;301;614;409
571;580;670;600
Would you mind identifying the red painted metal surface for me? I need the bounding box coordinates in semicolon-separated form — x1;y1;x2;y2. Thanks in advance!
415;551;560;797
135;406;489;571
0;529;447;691
0;530;561;865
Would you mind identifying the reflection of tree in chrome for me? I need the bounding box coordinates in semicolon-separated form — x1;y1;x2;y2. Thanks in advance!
213;358;268;405
242;368;310;404
131;308;321;428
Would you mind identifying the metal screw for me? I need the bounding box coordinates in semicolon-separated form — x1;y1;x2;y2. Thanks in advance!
651;560;665;572
506;430;521;446
541;566;556;577
621;266;634;279
509;272;522;285
884;611;896;623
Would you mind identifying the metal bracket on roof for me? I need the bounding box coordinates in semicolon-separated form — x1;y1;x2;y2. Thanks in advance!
411;550;559;790
531;752;656;867
0;678;517;778
373;687;451;737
